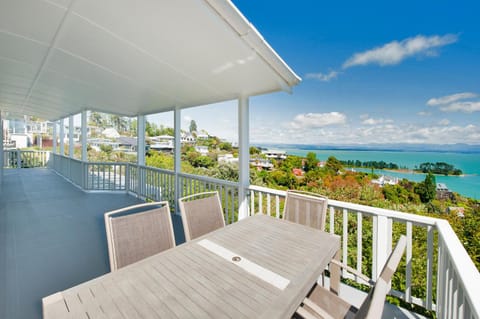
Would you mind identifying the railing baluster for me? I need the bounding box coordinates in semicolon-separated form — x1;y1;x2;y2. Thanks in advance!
329;206;334;234
406;222;413;303
275;195;280;219
250;190;255;216
259;193;263;215
342;209;348;275
356;212;363;282
267;193;271;216
427;225;434;311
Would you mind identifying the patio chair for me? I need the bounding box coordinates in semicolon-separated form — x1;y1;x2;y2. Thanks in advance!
296;235;407;319
178;191;225;241
104;201;175;271
284;190;328;231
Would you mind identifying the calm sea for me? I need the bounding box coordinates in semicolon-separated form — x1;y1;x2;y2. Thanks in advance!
284;149;480;199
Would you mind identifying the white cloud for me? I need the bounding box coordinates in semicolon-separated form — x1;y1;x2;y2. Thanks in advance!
305;70;339;82
440;101;480;113
252;118;480;145
343;34;458;68
417;111;431;116
361;117;394;125
289;112;347;129
439;119;450;125
427;92;477;106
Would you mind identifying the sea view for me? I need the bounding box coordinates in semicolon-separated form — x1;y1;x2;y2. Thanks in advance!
282;148;480;199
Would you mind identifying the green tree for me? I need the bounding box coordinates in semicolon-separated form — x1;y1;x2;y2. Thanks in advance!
250;146;261;155
189;120;197;133
415;172;436;203
90;112;104;127
219;142;232;152
325;156;343;173
304;152;319;172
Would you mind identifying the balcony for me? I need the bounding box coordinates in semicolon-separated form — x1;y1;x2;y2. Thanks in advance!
1;150;479;319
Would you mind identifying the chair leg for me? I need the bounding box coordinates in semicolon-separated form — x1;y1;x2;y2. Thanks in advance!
330;250;341;295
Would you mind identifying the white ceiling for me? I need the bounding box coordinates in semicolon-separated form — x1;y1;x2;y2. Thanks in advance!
0;0;300;121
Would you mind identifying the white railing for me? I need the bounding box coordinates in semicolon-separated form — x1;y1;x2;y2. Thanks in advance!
3;149;50;168
249;185;480;319
41;153;480;318
178;172;239;224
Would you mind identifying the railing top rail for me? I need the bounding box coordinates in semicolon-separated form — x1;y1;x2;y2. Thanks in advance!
249;185;286;196
137;165;175;175
436;220;480;317
328;199;438;226
85;161;129;166
179;172;239;188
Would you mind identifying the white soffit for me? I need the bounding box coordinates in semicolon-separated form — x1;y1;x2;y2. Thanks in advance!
0;0;301;121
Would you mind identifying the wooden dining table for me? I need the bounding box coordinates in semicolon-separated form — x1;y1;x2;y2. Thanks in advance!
42;214;340;319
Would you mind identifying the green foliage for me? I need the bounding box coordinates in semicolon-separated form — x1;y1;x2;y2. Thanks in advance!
189;120;197;133
415;173;437;203
99;144;113;154
304;152;319;172
146;151;174;170
325;156;343;173
342;159;399;169
250;146;261;155
218;142;233;152
269;170;297;188
416;162;463;175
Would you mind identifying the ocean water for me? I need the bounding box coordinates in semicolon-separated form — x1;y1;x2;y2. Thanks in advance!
284;149;480;199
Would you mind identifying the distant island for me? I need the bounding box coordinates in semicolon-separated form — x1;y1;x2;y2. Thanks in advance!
414;162;463;176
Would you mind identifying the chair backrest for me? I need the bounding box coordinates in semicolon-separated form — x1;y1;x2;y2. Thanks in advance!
283;190;328;230
355;235;407;319
178;191;225;241
104;201;175;271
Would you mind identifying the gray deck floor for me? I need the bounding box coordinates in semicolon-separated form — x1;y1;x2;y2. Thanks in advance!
0;168;184;319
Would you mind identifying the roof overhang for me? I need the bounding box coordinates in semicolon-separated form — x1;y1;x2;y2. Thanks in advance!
0;0;301;121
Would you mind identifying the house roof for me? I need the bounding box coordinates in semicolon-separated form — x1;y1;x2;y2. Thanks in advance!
0;0;300;121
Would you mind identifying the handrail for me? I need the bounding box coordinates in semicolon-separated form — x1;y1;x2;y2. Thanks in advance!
436;220;480;318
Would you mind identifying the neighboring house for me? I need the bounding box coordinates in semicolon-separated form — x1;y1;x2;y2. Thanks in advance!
115;137;137;153
250;158;273;170
447;206;465;218
88;138;119;151
436;183;454;200
292;168;303;176
150;135;174;152
102;127;120;139
181;133;196;144
371;175;399;187
261;149;287;160
218;154;239;165
195;145;209;155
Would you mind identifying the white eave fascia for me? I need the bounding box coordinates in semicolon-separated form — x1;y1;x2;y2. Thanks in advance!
204;0;302;91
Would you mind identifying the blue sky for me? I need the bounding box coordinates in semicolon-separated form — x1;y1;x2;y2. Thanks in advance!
150;0;480;145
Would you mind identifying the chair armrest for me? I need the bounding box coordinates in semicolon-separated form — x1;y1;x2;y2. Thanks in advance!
330;259;375;285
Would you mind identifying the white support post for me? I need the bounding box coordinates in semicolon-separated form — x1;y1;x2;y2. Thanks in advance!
174;107;182;212
68;115;74;158
81;111;88;161
137;115;145;166
238;96;250;220
59;118;65;155
373;215;390;279
0;112;4;185
52;121;57;154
